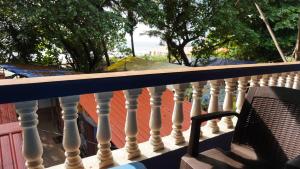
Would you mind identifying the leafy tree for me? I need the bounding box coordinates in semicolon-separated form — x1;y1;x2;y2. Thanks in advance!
294;14;300;60
1;0;127;72
138;0;222;66
193;0;300;63
113;0;139;57
138;0;299;65
28;0;126;72
0;1;42;64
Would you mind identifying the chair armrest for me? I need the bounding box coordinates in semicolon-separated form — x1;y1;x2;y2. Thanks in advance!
187;111;239;157
285;156;300;169
191;112;239;124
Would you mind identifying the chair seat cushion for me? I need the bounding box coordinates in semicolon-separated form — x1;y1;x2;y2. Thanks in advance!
180;144;273;169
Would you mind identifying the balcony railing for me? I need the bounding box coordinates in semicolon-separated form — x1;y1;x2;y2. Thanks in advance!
1;62;300;169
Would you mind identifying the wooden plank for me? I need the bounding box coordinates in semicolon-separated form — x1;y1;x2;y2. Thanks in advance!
9;133;18;169
0;138;2;169
12;133;25;169
1;135;14;169
0;123;22;136
0;62;300;104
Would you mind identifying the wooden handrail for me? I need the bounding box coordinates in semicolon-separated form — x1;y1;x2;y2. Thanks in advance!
1;62;300;104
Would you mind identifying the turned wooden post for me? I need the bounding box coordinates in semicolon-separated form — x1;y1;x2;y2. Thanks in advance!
293;72;300;89
124;89;142;159
190;82;205;137
171;83;188;145
268;74;279;86
236;77;249;113
147;86;166;151
15;101;44;169
207;80;220;134
285;72;295;88
277;73;287;87
259;74;269;87
59;96;83;169
221;78;236;129
250;75;261;87
95;92;114;168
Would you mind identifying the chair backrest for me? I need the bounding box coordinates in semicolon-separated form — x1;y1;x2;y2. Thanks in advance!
233;87;300;167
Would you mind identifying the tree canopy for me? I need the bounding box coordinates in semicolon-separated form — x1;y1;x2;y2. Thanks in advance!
193;0;300;64
1;0;299;72
1;0;127;72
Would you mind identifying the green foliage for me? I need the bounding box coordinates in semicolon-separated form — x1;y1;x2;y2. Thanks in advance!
34;40;62;66
30;0;127;72
192;0;300;63
0;0;42;63
138;0;222;66
1;0;299;71
0;0;127;72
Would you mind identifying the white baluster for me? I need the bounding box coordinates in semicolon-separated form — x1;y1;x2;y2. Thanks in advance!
95;92;114;168
277;73;287;87
268;74;279;86
285;72;295;88
15;101;44;169
259;74;269;86
221;78;236;129
124;89;142;159
190;82;205;117
148;86;166;151
293;72;300;89
207;80;220;134
250;75;261;87
171;83;188;145
236;77;249;113
59;96;83;169
190;82;206;137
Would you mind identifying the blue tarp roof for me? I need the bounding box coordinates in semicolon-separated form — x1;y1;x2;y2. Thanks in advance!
191;57;255;66
207;58;255;66
0;64;74;78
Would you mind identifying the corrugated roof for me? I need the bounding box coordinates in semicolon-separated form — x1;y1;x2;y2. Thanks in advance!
80;88;192;148
0;64;75;78
0;104;17;124
0;122;25;169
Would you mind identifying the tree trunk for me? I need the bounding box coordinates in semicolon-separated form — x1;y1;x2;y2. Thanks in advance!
130;30;136;57
166;41;172;63
178;47;190;66
102;42;110;66
255;3;287;62
127;9;137;57
167;51;171;63
295;14;300;61
166;38;181;64
19;52;30;64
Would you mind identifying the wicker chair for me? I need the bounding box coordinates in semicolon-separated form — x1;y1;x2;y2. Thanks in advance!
181;87;300;169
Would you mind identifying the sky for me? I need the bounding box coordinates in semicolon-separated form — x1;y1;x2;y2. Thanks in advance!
125;23;162;55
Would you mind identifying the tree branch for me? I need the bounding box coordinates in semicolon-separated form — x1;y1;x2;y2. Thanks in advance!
294;14;300;61
255;2;288;62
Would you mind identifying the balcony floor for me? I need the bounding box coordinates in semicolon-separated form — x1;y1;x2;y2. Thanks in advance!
135;132;233;169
